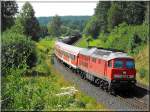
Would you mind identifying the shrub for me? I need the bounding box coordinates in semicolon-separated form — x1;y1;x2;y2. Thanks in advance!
139;68;147;79
1;29;37;75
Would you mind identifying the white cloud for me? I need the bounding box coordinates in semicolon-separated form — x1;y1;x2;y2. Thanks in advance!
17;1;98;17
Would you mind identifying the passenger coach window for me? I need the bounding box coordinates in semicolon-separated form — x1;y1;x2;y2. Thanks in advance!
92;58;96;63
114;60;123;68
126;61;135;69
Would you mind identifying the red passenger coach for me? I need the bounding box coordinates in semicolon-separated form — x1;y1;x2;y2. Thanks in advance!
55;41;82;68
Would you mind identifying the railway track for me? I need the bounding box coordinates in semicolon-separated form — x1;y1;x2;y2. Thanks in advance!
117;94;148;110
54;36;149;110
53;56;149;110
136;82;150;92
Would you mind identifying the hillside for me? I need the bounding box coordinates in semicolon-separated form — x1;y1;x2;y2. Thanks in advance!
37;16;91;26
75;23;149;86
134;45;149;86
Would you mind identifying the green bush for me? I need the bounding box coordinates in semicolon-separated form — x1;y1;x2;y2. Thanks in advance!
139;68;147;79
2;29;37;75
104;23;149;53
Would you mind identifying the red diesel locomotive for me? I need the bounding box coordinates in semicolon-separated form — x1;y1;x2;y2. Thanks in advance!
54;41;136;92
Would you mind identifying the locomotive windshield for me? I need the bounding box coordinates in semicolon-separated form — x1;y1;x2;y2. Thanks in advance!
126;60;135;69
114;60;123;68
113;60;135;69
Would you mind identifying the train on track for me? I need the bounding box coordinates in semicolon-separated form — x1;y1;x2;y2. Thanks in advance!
54;41;136;94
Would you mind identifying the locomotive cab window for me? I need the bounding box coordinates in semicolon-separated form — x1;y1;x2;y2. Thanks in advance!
108;60;112;67
114;60;123;68
126;60;135;69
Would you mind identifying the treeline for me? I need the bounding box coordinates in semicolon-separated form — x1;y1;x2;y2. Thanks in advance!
38;16;90;30
84;1;149;39
38;15;90;37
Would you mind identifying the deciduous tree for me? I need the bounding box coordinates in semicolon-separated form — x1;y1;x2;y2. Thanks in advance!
47;15;62;37
107;3;123;31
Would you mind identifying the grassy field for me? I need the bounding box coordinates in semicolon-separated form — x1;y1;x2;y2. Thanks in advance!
2;37;106;111
134;45;149;86
34;37;106;110
34;39;105;110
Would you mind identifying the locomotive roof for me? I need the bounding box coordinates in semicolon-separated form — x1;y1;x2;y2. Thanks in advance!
80;48;133;61
56;41;82;55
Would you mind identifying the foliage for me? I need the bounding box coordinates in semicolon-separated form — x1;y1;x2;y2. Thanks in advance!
83;16;100;39
128;34;142;54
76;23;149;86
34;37;56;75
39;25;48;38
84;1;147;39
94;1;111;33
48;15;62;37
139;68;147;79
19;2;40;41
134;45;149;86
1;29;36;75
1;1;18;31
107;3;123;31
122;2;146;25
2;37;105;110
105;23;149;53
37;16;90;32
145;2;150;24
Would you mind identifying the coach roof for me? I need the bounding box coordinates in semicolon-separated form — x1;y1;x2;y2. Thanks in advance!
79;47;133;60
56;41;82;55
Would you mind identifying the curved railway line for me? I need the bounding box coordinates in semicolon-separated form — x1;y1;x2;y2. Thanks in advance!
53;35;149;110
52;56;149;110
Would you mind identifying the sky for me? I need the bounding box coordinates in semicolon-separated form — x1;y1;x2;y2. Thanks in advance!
17;0;98;17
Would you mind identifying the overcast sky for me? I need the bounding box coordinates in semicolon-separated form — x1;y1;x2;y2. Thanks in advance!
17;0;98;17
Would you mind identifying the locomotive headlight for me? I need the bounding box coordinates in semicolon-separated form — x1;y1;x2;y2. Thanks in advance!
131;80;136;83
128;75;135;78
114;74;121;78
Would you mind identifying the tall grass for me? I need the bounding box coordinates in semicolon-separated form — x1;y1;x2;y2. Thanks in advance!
2;37;105;111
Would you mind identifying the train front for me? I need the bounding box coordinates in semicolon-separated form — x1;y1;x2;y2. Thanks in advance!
107;56;136;89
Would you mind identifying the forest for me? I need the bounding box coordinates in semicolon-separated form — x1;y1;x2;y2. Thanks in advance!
1;0;149;111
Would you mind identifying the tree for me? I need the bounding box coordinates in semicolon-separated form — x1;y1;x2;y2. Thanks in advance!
107;3;123;31
19;2;40;41
1;1;18;31
39;25;48;38
47;15;62;37
83;16;100;39
123;2;146;24
94;1;111;33
145;2;150;24
128;34;142;54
